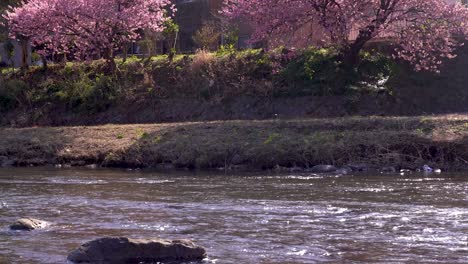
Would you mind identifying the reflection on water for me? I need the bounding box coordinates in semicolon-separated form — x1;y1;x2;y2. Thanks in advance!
0;168;467;263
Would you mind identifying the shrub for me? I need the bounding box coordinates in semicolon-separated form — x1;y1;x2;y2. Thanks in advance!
216;44;236;57
193;21;221;51
278;48;395;96
279;48;341;96
0;79;29;111
355;51;395;92
0;46;399;118
190;50;215;72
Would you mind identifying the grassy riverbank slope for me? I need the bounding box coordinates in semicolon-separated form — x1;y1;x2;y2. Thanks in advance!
1;45;468;126
1;115;467;170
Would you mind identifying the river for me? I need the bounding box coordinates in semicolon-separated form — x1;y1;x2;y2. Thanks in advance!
0;168;467;263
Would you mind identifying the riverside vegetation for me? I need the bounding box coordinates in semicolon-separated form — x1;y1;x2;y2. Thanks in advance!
1;45;468;126
0;47;467;170
0;47;396;124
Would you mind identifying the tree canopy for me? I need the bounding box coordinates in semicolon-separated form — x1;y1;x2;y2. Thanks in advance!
0;0;22;41
223;0;468;72
5;0;174;63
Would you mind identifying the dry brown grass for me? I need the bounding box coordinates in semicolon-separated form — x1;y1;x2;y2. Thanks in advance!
0;115;467;170
190;50;216;72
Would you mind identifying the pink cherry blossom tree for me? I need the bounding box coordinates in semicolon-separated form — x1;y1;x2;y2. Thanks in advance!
223;0;468;72
5;0;174;70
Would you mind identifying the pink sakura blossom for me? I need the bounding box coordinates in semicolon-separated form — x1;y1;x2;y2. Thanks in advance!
5;0;174;61
223;0;468;71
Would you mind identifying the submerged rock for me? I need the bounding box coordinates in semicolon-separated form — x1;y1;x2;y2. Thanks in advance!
67;237;207;264
10;218;48;231
309;165;337;173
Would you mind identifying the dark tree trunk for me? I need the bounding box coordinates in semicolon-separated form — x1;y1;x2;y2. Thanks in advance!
19;37;29;70
122;42;128;63
103;48;116;73
41;55;48;71
332;26;377;93
341;25;375;71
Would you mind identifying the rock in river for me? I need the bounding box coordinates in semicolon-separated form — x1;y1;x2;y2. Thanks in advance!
67;237;207;264
10;218;48;230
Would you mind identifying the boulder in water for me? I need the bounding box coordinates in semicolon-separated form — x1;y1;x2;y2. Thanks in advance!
10;218;48;231
67;237;206;264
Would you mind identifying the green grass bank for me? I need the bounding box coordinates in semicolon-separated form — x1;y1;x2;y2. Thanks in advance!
1;115;467;170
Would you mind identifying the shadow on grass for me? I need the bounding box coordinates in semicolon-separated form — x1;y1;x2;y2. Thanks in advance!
0;116;466;170
115;117;468;170
0;127;73;166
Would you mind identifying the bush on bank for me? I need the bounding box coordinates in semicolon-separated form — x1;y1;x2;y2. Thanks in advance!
0;48;395;114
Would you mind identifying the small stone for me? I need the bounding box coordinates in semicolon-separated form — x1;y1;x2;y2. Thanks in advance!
335;167;353;175
10;218;48;231
85;164;98;169
381;166;397;173
230;154;244;165
274;165;287;171
71;160;86;166
0;156;7;164
67;237;206;264
422;164;433;172
289;166;303;172
347;163;371;172
160;163;175;170
0;156;14;168
309;165;338;173
230;165;249;171
434;169;442;174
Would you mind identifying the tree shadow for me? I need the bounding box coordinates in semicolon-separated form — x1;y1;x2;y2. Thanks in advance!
118;117;468;171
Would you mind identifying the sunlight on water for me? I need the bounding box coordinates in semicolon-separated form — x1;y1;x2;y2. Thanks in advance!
0;168;467;263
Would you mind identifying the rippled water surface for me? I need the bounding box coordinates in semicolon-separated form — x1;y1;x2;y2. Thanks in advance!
0;168;467;263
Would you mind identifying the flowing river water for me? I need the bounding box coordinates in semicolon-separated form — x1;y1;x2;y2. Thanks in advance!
0;168;467;263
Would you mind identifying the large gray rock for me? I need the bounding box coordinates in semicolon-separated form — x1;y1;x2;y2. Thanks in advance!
309;165;337;173
67;237;207;264
10;218;48;230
